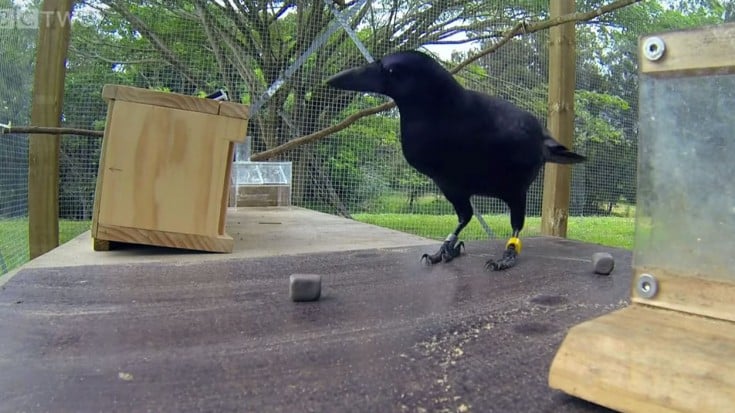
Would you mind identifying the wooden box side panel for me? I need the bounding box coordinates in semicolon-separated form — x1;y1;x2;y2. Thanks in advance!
549;305;735;413
96;101;247;237
91;99;116;235
95;223;234;253
219;141;235;235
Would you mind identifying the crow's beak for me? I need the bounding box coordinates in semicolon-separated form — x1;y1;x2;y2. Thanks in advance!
326;61;385;94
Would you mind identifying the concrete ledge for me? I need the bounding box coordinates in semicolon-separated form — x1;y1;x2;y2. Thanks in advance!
4;207;436;278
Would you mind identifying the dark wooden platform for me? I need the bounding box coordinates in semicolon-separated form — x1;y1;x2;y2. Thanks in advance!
0;237;630;412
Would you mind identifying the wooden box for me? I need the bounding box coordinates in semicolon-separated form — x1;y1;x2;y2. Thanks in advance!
91;85;249;253
548;23;735;413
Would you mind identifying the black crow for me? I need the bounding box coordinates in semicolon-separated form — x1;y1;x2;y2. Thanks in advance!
327;50;585;270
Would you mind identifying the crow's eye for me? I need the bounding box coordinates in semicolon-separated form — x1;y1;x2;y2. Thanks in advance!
386;66;403;79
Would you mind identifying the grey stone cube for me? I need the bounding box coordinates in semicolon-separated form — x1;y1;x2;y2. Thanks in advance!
289;273;322;302
592;252;615;275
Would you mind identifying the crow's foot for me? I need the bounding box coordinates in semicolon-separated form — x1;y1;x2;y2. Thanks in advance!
421;238;465;265
485;237;522;271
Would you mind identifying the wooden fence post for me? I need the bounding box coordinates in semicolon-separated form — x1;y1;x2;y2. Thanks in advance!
28;0;73;259
541;0;576;237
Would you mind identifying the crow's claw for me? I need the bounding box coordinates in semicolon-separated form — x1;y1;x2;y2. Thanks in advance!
484;245;518;271
420;252;442;265
445;241;465;262
421;240;464;265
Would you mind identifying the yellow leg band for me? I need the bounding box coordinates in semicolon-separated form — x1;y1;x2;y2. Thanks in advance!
506;237;522;254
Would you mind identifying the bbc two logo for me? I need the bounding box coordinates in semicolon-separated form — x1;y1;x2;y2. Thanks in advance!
0;8;72;30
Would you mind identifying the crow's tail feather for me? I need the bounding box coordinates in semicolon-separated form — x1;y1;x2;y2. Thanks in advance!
542;132;586;164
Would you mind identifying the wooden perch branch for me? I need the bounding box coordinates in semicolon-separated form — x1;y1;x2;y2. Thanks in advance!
1;125;103;137
250;0;641;161
251;101;395;160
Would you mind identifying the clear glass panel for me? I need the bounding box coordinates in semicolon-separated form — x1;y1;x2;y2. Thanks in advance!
635;73;735;281
234;139;251;162
232;162;292;185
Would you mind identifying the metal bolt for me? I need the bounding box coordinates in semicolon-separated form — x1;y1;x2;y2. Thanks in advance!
643;37;666;61
636;273;659;299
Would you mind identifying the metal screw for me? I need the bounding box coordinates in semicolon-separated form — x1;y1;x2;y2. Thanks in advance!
643;37;666;61
636;273;659;299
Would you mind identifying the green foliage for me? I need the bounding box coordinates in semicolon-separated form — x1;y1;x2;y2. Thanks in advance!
573;89;636;214
315;95;400;210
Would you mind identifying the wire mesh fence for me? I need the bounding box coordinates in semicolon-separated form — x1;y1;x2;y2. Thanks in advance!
0;0;730;275
0;1;35;273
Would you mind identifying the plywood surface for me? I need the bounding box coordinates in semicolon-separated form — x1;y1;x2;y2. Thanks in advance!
640;22;735;75
96;101;246;236
550;304;735;413
0;237;629;412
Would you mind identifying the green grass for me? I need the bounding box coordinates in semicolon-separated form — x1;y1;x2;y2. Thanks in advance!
364;193;455;215
363;192;637;218
354;213;635;250
0;219;91;275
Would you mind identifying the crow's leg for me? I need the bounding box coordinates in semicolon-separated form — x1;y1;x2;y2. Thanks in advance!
421;196;472;264
485;230;522;271
485;196;525;271
420;232;466;264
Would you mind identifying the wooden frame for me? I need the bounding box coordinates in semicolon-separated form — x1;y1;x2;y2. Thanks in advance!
91;85;249;253
548;22;735;412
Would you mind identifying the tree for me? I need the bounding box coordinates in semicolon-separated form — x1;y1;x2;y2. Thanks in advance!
44;1;729;219
57;7;144;219
572;0;724;213
70;0;570;217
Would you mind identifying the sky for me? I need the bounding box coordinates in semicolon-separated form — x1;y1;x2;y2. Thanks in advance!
423;32;480;60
